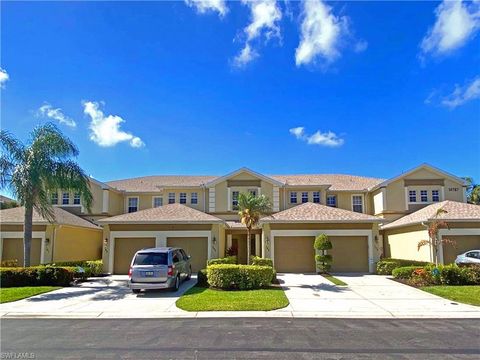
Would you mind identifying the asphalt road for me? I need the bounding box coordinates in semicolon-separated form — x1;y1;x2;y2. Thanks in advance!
1;318;480;359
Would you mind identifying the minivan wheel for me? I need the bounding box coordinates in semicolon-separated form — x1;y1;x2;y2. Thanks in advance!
186;266;192;281
171;276;180;292
132;289;141;294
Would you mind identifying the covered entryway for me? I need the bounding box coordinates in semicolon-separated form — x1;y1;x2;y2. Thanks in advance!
328;236;369;272
443;235;480;264
167;237;208;272
113;237;155;274
274;236;315;273
2;237;42;266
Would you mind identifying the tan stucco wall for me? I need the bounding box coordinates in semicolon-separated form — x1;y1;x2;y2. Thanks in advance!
125;189;205;212
212;224;225;258
108;190;125;215
0;225;47;232
2;237;42;266
53;226;103;262
383;225;432;262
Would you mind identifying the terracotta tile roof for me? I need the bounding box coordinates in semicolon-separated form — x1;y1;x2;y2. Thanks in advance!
98;203;223;224
381;201;480;230
0;206;101;230
0;195;15;203
106;175;218;191
105;173;384;192
269;174;384;191
260;202;381;223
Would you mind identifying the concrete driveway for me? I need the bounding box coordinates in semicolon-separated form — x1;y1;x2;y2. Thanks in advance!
276;273;480;318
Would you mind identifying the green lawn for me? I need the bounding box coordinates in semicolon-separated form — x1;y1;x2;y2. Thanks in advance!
322;274;347;286
421;286;480;306
176;286;289;311
0;287;61;304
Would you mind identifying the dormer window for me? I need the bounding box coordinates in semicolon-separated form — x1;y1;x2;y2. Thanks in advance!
179;192;187;204
191;192;198;204
409;190;416;203
128;197;138;213
352;195;363;213
313;191;320;203
168;193;175;204
153;197;163;208
232;191;239;210
290;192;297;204
73;193;81;205
432;190;440;202
420;190;428;202
301;192;308;203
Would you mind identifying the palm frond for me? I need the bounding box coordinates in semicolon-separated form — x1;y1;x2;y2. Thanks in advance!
0;130;25;161
30;122;79;159
417;239;431;251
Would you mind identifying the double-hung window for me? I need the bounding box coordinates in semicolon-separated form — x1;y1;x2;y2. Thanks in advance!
191;192;198;205
51;193;58;205
420;190;428;202
352;195;363;213
326;195;336;207
409;190;416;203
179;192;187;204
62;192;69;205
168;193;175;204
313;191;320;203
128;197;138;213
73;193;81;205
153;197;163;208
432;190;440;202
290;192;297;204
232;191;239;210
301;192;309;203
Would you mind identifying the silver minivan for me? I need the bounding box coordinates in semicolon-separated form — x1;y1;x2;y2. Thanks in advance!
128;247;192;293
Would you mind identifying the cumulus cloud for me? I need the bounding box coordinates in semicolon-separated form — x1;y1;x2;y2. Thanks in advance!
37;103;76;127
82;101;145;148
289;126;344;147
185;0;228;17
233;0;282;67
420;0;480;58
0;68;9;88
441;76;480;108
295;0;350;66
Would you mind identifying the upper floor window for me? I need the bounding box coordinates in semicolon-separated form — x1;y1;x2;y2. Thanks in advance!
179;192;187;204
313;191;320;204
62;192;69;205
191;192;198;204
73;193;81;205
420;190;428;202
153;197;163;208
290;192;297;204
249;189;257;196
432;190;440;202
352;195;363;213
128;197;138;213
409;190;416;203
301;192;309;203
168;193;175;204
232;191;239;210
327;195;336;207
51;193;58;205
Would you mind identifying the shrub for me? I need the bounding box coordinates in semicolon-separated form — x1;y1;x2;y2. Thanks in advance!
1;259;18;267
49;260;103;277
392;266;422;280
207;256;237;266
197;269;208;287
314;234;332;273
376;258;431;275
314;234;332;250
226;245;238;257
402;264;480;287
0;266;76;287
207;264;274;290
250;256;273;268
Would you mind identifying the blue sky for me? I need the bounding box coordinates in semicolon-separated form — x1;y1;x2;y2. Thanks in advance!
1;0;479;192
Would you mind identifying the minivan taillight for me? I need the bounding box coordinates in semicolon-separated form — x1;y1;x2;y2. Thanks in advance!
167;265;174;276
128;267;132;278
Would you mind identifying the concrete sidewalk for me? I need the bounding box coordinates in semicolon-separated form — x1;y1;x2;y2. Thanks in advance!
1;274;479;319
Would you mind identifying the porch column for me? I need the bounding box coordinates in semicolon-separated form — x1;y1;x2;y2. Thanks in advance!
227;234;232;249
227;187;231;211
255;234;261;256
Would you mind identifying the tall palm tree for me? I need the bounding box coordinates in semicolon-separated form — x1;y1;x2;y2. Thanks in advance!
0;123;93;266
237;192;272;265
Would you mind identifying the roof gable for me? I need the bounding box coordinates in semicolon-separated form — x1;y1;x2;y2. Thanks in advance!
205;167;284;188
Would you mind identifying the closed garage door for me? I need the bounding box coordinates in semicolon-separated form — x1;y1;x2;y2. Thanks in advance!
274;236;315;273
2;238;42;266
328;236;369;272
114;237;155;274
443;235;480;264
167;237;208;272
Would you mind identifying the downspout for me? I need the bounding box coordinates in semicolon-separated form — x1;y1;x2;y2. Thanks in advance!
52;225;59;262
203;186;206;212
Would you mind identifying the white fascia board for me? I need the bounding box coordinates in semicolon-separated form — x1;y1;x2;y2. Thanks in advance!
204;167;284;188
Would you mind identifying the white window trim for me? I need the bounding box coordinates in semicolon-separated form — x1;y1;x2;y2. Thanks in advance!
152;196;163;208
191;192;198;205
73;193;81;205
126;196;139;213
326;194;336;207
301;191;309;203
351;194;364;213
313;191;321;203
179;192;187;204
62;192;70;205
168;192;176;204
290;191;297;204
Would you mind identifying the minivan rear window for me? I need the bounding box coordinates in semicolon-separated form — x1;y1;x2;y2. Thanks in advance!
134;252;168;265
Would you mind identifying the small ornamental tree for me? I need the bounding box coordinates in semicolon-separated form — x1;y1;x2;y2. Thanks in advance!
314;234;332;273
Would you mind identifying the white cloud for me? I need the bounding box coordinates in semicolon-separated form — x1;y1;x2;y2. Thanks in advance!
441;76;480;108
0;68;9;88
289;126;344;147
354;40;368;53
420;0;480;57
233;0;282;67
185;0;228;17
295;0;350;66
37;103;76;128
82;101;145;148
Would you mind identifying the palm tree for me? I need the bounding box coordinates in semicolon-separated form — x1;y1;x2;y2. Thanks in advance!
0;123;93;266
237;192;272;265
464;177;480;205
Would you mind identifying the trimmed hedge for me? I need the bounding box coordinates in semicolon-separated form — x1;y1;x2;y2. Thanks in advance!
250;256;273;267
392;264;480;286
376;258;431;275
207;264;274;290
206;256;237;266
197;269;208;287
392;266;422;280
49;260;103;277
0;266;77;287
